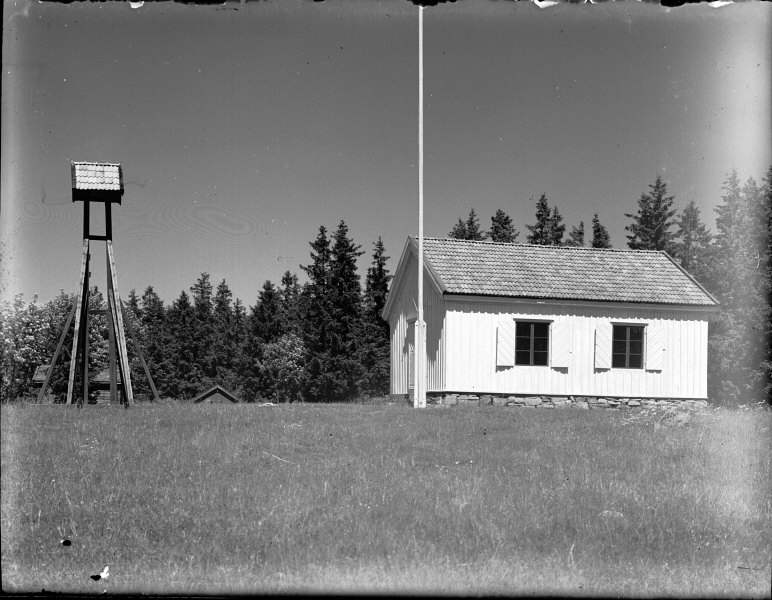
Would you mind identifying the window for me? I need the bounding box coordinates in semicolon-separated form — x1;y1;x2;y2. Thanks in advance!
515;321;549;366
612;325;644;369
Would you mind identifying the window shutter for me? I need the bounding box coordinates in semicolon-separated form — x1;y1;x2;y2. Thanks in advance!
645;325;665;372
594;323;612;369
496;320;516;367
551;320;572;369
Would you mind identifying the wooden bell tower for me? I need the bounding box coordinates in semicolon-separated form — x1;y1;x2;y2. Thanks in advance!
36;162;159;406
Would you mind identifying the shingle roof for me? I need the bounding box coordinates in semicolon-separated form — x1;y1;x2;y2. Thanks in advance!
192;385;239;404
71;162;123;192
418;237;717;306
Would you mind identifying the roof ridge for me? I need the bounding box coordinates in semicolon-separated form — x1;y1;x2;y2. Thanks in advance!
420;236;665;254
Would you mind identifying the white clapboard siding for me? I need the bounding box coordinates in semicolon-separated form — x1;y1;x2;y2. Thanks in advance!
594;322;613;369
551;320;572;369
439;300;711;399
386;255;446;394
496;321;516;367
645;324;665;371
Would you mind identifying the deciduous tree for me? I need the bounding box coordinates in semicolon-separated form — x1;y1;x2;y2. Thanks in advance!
259;333;306;403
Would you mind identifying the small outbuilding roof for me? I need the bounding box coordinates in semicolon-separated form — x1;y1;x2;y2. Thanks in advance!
192;385;239;404
386;237;718;312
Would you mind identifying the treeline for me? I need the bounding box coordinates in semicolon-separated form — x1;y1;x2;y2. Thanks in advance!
448;198;612;248
447;171;771;405
0;221;392;403
2;169;770;405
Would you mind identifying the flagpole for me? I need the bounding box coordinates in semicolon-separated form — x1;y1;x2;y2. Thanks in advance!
416;5;427;408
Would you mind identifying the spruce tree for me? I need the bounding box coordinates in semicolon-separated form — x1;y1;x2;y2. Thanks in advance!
525;194;552;245
760;167;772;400
165;290;201;399
279;270;301;335
708;169;772;404
213;279;232;315
252;281;282;345
232;299;246;356
300;226;335;402
489;209;519;243
211;279;236;385
625;175;677;251
190;273;213;316
229;297;247;394
449;208;485;241
301;226;331;297
240;280;282;400
714;171;743;250
548;206;565;245
591;213;612;248
712;171;745;304
120;287;148;398
139;286;168;396
299;221;366;402
189;273;215;380
464;208;485;241
566;221;584;246
141;286;165;326
327;220;365;401
448;218;467;240
359;237;393;397
672;200;714;287
126;289;141;318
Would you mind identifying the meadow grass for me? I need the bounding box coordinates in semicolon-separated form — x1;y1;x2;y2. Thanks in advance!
1;402;770;595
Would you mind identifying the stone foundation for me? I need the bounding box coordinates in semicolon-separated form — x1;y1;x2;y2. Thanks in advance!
421;393;708;410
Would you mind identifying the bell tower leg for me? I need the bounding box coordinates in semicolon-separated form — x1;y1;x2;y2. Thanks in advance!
106;240;134;406
67;240;90;405
106;288;118;404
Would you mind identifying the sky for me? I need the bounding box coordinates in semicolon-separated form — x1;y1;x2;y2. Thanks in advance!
2;0;770;308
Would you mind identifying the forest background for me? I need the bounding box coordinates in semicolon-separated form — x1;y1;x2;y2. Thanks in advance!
1;168;769;406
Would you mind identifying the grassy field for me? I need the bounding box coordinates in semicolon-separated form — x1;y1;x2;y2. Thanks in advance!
1;402;770;596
